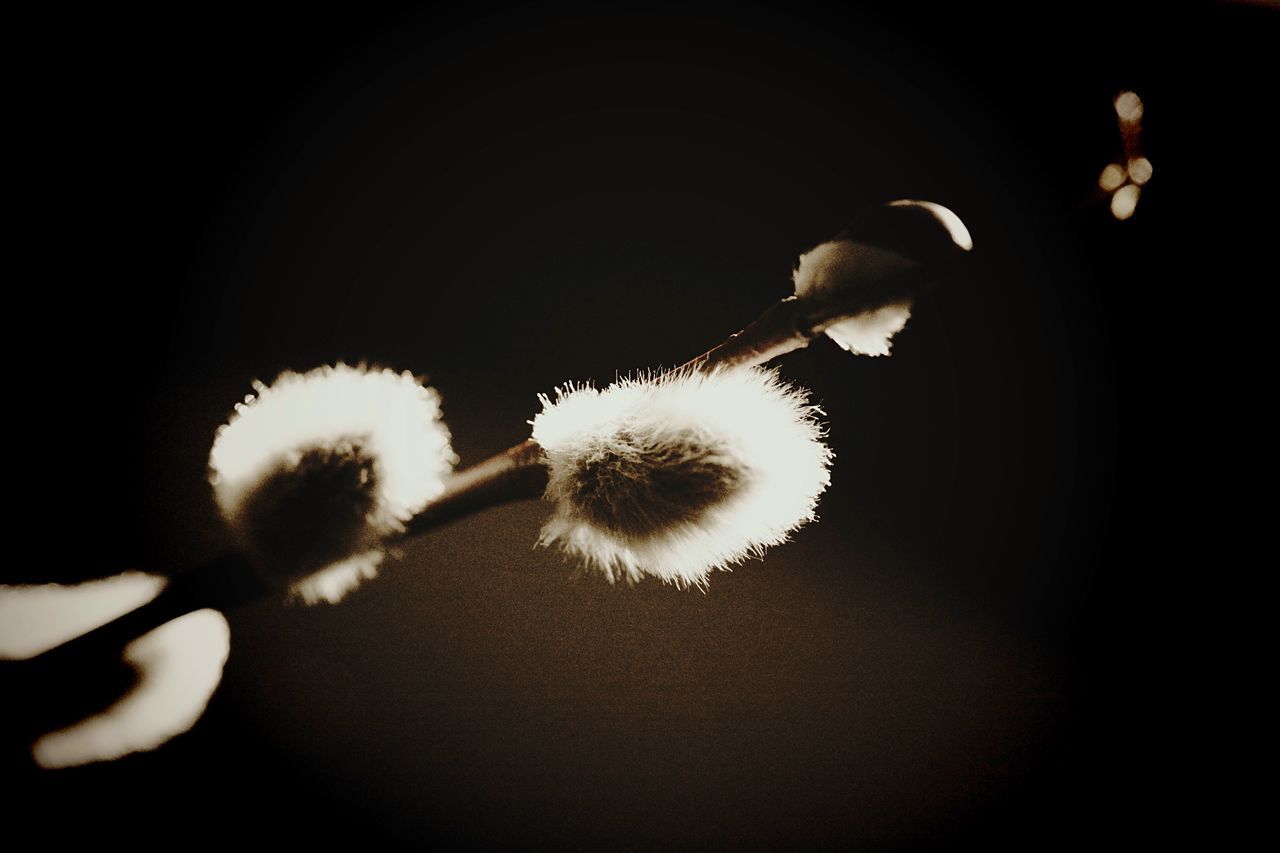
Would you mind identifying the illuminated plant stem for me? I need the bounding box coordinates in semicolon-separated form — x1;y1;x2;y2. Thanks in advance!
27;261;937;675
439;264;934;508
404;438;547;534
407;290;864;513
687;266;927;371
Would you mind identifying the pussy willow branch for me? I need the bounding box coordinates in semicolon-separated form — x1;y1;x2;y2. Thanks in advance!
24;265;939;672
404;439;547;535
438;264;937;508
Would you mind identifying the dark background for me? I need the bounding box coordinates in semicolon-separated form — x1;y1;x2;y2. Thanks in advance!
4;1;1261;848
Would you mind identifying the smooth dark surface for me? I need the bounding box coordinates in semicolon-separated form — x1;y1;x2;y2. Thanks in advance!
5;1;1251;849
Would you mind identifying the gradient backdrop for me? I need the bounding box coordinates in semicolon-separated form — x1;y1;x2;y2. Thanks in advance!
4;1;1242;848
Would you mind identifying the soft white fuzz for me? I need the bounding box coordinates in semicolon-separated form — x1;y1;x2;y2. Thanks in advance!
792;239;917;357
0;572;168;660
291;552;383;607
209;363;455;603
0;574;229;766
531;367;832;587
33;608;231;768
793;201;972;357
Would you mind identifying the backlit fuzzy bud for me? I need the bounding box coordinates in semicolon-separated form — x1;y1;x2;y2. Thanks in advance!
531;366;832;588
793;240;916;356
34;607;231;768
208;364;456;604
794;200;972;356
1;573;230;767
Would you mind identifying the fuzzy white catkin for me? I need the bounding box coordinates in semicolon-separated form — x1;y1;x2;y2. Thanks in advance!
0;572;167;660
34;608;231;768
532;366;832;587
0;574;229;767
208;363;456;604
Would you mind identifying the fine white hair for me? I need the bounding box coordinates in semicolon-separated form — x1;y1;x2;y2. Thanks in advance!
531;366;832;588
208;363;456;603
